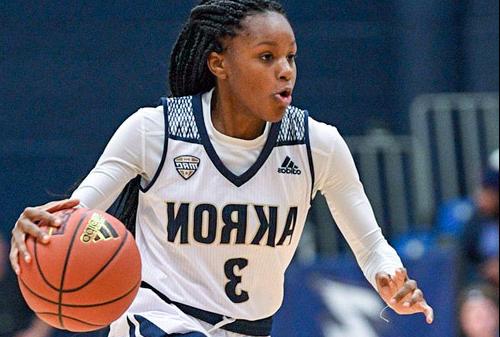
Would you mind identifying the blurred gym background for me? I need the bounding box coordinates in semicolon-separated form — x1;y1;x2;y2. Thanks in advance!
0;1;498;337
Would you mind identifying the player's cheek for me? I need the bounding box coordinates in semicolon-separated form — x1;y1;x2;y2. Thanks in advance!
246;78;268;101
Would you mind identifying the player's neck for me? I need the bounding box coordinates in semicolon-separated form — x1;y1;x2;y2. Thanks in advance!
210;88;267;141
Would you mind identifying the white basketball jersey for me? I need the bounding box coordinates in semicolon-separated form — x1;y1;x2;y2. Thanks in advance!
134;94;314;321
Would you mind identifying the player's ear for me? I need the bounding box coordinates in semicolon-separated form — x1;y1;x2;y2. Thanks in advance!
207;51;228;80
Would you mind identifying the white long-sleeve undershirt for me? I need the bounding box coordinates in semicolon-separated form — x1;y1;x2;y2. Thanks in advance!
72;91;403;290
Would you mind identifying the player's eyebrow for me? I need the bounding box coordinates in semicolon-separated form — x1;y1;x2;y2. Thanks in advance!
254;40;297;47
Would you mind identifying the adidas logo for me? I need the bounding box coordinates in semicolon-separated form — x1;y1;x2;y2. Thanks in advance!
278;156;302;175
80;213;120;244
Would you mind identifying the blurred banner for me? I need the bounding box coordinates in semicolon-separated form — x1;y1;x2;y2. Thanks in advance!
273;249;457;337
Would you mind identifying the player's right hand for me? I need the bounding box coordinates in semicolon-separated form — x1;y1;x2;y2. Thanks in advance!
10;199;80;275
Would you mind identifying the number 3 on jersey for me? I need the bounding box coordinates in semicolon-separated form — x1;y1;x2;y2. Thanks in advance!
224;258;249;303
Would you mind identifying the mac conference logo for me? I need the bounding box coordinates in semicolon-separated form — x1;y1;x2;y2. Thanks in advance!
80;213;119;244
174;155;200;180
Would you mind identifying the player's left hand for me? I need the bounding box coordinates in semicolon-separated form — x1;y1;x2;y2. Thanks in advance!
376;268;434;324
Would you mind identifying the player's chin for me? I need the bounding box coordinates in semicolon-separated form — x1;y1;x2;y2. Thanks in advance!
264;103;289;123
265;109;287;123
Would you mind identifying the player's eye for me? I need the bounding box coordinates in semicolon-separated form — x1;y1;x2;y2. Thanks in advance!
260;53;274;62
287;54;297;62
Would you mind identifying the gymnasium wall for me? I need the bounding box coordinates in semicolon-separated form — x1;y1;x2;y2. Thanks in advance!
1;2;498;337
1;1;498;236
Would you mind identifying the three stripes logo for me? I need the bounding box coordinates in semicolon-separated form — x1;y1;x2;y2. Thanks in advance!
80;213;120;244
174;155;201;180
278;156;302;175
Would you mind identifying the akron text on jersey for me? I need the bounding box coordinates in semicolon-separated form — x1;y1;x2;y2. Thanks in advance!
166;202;298;247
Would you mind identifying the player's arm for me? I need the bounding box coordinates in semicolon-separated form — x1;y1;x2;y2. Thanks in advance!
10;108;153;274
71;108;152;210
310;119;434;324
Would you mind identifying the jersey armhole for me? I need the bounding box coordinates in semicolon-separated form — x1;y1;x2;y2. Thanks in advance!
139;97;169;193
304;111;316;201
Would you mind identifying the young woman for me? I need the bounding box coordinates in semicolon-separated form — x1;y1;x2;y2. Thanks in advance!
10;1;434;336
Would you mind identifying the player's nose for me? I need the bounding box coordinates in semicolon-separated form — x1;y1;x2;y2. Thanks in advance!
276;58;294;81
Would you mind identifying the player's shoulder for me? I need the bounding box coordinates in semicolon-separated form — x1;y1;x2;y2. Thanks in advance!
308;115;340;138
285;104;340;137
302;111;343;156
135;94;195;118
278;104;341;151
117;96;195;137
122;104;165;135
128;103;164;120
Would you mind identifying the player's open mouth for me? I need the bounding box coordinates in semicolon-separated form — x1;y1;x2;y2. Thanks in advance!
274;89;293;106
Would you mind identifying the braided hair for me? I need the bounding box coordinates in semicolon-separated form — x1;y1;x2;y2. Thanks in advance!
109;1;286;231
169;0;286;97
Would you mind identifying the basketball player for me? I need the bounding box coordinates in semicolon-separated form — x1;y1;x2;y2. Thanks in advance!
10;1;434;336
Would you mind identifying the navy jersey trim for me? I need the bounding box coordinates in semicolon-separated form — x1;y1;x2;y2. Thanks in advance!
274;139;306;147
169;133;201;145
127;317;137;337
135;314;207;336
192;94;281;188
276;106;307;146
139;97;169;193
135;315;208;336
136;315;207;337
141;282;273;336
166;96;201;143
304;111;316;200
135;315;168;336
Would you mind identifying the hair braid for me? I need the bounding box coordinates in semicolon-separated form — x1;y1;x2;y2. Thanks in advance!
169;0;286;97
108;1;286;230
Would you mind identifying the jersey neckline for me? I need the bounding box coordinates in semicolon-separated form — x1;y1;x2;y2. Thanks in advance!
193;94;282;187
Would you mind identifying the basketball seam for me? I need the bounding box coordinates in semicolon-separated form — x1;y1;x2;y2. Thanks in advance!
34;213;132;293
26;209;139;330
34;208;78;291
19;278;141;307
62;231;130;293
36;311;106;328
58;209;91;329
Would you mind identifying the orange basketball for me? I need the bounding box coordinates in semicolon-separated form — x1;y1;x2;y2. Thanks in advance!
17;208;142;332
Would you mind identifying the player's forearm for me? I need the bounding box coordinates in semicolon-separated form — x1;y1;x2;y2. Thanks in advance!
354;231;404;289
71;108;150;210
322;186;404;288
318;129;404;289
71;163;137;210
